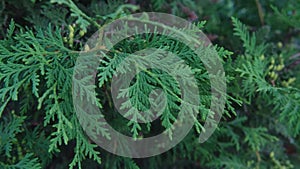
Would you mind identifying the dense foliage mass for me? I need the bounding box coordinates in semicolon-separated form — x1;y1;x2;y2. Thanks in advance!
0;0;299;168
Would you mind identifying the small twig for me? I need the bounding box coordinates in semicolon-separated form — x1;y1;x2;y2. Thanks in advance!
255;150;261;168
285;52;300;70
256;151;261;162
255;0;264;25
289;52;300;60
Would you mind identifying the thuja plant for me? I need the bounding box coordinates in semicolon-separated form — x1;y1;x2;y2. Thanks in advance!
0;0;299;169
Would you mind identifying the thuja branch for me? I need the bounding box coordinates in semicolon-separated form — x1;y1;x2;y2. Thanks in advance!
51;0;101;29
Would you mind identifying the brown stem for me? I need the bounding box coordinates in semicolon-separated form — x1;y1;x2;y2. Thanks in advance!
255;0;264;25
256;150;261;168
289;52;300;60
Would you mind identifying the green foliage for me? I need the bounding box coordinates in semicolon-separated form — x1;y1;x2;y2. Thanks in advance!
232;17;300;136
232;17;267;57
0;17;100;168
0;0;299;169
50;0;98;31
0;113;41;169
271;1;300;28
0;113;25;158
